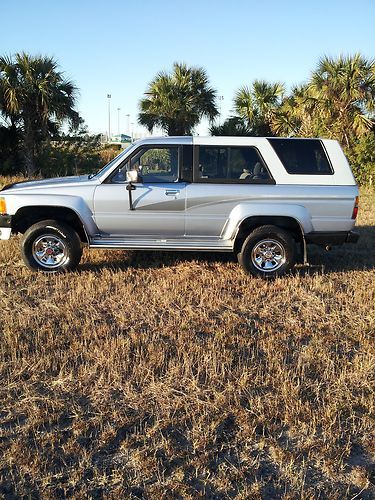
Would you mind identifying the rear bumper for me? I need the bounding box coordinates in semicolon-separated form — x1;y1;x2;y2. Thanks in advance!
305;230;359;246
0;215;12;240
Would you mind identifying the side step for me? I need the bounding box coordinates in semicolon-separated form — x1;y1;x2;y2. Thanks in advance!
89;237;233;252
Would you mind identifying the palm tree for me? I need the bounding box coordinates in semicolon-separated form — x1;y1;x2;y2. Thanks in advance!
271;84;322;137
306;54;375;147
274;55;375;144
0;53;79;175
138;63;218;136
210;116;251;136
234;80;285;136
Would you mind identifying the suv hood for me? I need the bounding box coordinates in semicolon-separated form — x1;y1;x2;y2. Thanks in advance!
1;174;95;192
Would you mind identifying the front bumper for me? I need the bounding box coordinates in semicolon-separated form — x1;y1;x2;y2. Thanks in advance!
305;230;360;246
0;215;12;240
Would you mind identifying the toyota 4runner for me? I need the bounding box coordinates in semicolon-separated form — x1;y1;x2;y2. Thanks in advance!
0;136;359;277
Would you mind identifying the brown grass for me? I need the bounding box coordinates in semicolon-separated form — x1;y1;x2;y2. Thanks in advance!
0;179;374;499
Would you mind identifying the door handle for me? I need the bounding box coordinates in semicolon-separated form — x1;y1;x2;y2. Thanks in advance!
165;189;180;196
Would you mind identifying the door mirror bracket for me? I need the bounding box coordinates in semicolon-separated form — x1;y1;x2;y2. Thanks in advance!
126;182;136;210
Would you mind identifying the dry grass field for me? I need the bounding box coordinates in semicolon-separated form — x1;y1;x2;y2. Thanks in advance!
0;178;374;499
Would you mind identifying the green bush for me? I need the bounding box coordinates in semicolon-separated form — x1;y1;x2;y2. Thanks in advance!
37;144;101;178
345;134;375;186
38;130;102;177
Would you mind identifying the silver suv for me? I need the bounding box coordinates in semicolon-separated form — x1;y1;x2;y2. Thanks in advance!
0;136;359;277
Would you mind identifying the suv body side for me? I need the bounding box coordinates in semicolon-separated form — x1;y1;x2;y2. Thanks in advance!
0;136;359;275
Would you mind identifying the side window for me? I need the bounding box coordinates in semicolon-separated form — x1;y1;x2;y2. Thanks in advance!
195;146;272;183
198;147;227;179
111;146;179;183
268;138;333;175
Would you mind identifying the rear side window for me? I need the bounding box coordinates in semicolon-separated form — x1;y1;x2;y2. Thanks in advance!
268;139;333;175
195;146;273;183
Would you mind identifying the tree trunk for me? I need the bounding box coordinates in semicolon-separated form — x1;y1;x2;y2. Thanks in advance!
23;116;37;177
167;123;191;136
24;148;36;177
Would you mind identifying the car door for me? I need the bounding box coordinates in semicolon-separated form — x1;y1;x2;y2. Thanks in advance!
93;145;187;237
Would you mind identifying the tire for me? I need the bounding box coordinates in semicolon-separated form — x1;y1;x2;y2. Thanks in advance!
21;219;82;272
238;225;295;278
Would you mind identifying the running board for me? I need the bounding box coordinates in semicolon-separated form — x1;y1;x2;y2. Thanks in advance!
89;237;233;252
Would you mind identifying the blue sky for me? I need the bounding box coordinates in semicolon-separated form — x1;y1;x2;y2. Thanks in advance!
1;0;374;137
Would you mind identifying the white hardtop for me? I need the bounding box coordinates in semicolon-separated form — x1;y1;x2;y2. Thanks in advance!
198;136;355;186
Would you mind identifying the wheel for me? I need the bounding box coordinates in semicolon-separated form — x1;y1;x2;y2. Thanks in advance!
238;225;295;278
21;219;82;272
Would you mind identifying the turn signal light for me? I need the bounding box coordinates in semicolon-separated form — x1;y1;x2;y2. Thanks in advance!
0;197;6;214
352;196;359;219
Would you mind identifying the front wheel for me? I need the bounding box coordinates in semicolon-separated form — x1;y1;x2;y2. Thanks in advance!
21;220;82;272
238;225;295;278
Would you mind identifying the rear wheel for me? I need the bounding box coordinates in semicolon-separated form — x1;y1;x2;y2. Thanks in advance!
21;219;82;272
238;225;295;278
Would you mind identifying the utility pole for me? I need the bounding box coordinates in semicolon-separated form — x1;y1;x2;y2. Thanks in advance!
107;94;111;141
125;114;130;136
218;95;224;126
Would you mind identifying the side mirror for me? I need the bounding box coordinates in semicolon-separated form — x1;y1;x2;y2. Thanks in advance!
126;170;139;183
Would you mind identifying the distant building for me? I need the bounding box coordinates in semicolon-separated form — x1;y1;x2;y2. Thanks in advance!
109;134;132;148
101;133;132;148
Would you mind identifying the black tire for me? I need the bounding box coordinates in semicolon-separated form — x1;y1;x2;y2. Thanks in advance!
21;219;82;272
238;225;295;278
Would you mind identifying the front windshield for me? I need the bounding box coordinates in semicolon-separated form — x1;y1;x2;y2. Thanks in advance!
89;143;135;179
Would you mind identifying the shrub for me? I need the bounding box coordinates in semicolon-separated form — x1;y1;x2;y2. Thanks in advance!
346;134;375;185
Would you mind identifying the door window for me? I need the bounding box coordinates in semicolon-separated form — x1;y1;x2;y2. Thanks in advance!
111;146;179;183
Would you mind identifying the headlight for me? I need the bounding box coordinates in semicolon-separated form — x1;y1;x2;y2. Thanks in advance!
0;197;7;214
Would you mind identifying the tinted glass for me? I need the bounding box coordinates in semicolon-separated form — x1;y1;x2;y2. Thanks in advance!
181;145;193;182
197;146;271;182
268;139;332;175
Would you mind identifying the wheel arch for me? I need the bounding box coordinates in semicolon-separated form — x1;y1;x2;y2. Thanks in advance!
233;215;306;260
12;206;89;243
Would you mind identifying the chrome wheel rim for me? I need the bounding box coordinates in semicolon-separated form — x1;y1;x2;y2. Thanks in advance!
251;239;286;272
32;234;68;269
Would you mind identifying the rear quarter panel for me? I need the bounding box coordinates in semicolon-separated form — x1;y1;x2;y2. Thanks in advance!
185;184;359;237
